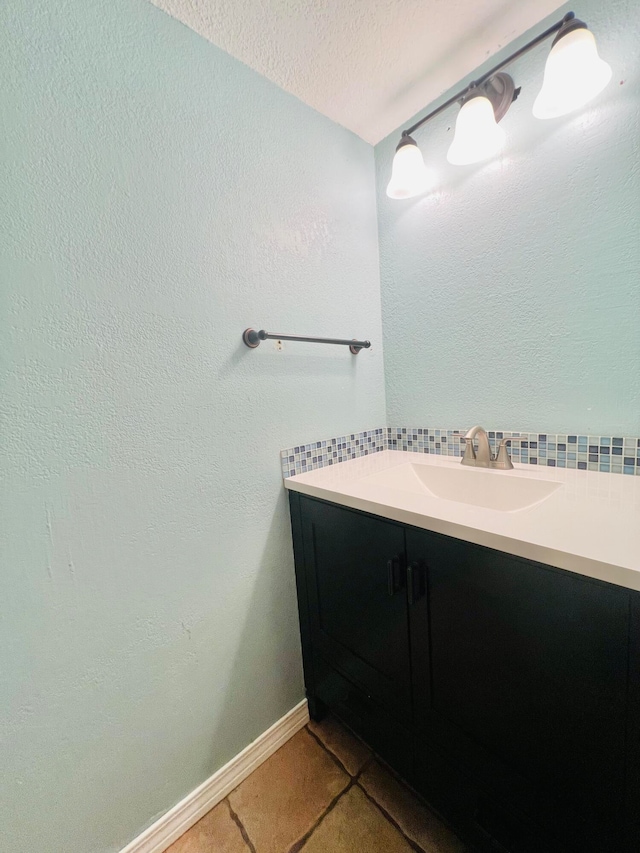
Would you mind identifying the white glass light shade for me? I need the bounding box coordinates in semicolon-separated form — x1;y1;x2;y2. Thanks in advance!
386;139;431;199
533;27;612;119
446;96;505;166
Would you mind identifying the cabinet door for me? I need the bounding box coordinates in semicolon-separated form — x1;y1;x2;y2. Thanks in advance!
407;528;629;835
299;496;411;719
626;593;640;851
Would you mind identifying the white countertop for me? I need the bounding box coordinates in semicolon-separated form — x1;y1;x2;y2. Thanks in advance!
285;450;640;591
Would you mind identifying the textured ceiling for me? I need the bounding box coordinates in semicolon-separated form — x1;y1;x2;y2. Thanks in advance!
149;0;564;144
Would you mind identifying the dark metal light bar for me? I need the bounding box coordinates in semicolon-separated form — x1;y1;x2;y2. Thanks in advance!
402;12;576;139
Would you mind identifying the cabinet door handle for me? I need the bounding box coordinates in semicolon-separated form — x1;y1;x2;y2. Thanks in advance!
407;561;425;605
387;556;402;596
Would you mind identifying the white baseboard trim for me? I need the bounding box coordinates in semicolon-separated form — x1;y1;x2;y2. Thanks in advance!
120;699;309;853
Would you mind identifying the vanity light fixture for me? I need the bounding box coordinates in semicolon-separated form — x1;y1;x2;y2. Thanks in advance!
533;20;612;119
447;73;515;166
387;11;611;199
446;93;506;166
386;135;433;199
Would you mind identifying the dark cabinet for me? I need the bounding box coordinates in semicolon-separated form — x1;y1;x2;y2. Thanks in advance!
289;493;639;853
290;495;413;776
296;497;411;719
407;527;629;852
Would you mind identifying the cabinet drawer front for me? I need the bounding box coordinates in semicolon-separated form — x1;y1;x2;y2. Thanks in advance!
314;655;413;781
300;497;412;719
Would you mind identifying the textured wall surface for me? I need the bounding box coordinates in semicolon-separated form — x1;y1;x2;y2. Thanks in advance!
148;0;563;144
0;1;385;850
376;0;640;435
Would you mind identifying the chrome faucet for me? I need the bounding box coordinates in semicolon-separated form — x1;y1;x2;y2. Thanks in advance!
461;426;520;470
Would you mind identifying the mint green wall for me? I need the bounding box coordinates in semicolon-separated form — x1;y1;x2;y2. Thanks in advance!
0;1;385;850
3;0;639;848
376;0;640;435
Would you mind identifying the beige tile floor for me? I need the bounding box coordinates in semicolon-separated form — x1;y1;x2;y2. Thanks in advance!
166;714;468;853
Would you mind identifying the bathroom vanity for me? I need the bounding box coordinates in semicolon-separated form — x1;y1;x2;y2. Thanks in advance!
286;452;640;853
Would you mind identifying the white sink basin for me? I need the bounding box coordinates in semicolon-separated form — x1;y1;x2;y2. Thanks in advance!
360;462;561;512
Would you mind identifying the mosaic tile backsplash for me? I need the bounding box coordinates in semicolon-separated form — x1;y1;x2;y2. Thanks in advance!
281;427;640;478
280;428;387;478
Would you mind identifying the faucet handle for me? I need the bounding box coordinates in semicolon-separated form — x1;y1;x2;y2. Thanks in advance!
462;436;476;463
494;436;524;470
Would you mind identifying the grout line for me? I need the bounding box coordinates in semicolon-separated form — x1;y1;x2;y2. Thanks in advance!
305;717;467;852
225;798;257;853
371;755;468;846
356;782;427;853
298;720;429;853
287;779;355;853
304;724;356;779
354;753;374;782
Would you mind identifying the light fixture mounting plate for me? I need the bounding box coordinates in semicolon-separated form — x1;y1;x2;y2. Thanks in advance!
482;72;516;122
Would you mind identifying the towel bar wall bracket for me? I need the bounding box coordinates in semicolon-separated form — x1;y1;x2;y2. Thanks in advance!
242;328;371;355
